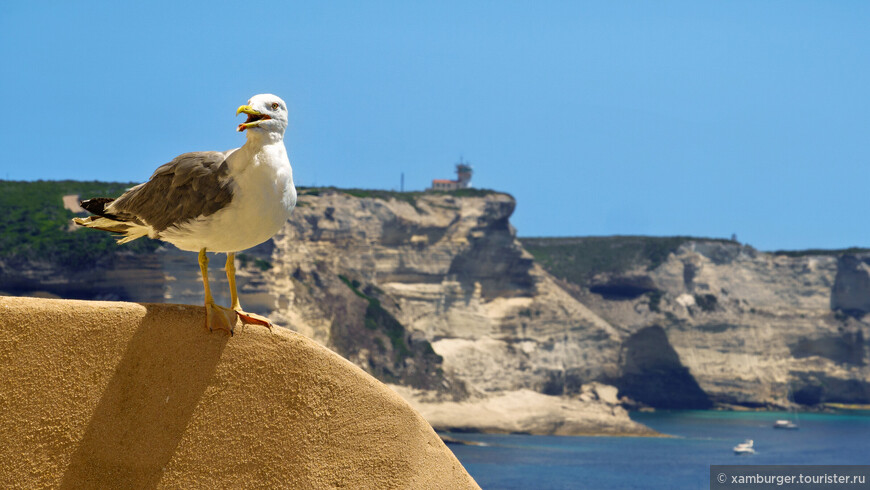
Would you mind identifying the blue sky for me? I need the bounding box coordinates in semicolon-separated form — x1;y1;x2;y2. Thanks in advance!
2;1;868;251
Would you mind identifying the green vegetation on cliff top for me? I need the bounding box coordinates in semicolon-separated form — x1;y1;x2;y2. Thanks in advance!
0;180;158;270
519;236;737;286
521;236;870;286
0;180;503;271
2;179;865;275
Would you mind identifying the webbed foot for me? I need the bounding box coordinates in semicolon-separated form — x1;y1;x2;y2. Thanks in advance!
234;309;273;332
205;302;236;336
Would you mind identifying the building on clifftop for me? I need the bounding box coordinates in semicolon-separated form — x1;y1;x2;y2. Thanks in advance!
429;159;473;191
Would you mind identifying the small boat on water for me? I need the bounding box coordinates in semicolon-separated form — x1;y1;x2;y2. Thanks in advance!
774;383;800;429
773;419;798;429
733;439;755;455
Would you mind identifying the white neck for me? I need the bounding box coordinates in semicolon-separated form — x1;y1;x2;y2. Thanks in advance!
228;130;289;174
244;130;284;147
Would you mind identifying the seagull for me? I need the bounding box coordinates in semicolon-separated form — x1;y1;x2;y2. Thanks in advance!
73;94;297;334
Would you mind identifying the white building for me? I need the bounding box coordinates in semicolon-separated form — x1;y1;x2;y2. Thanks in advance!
429;161;473;191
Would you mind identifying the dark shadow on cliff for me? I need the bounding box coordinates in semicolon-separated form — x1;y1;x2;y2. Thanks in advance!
616;325;712;409
60;304;228;489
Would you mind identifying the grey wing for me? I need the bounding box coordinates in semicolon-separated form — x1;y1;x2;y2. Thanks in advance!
110;151;234;232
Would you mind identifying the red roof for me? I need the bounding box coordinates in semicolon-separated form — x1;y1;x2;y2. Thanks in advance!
432;179;456;184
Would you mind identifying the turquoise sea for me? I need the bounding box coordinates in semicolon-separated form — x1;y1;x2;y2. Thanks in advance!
447;410;870;489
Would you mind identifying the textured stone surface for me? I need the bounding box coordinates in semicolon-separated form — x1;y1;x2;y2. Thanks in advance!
572;241;870;408
262;191;623;402
390;385;659;437
831;253;870;315
0;296;478;489
617;325;711;409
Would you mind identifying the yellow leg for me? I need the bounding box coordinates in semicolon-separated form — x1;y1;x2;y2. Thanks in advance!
225;252;274;331
226;252;241;310
199;249;214;306
200;248;234;334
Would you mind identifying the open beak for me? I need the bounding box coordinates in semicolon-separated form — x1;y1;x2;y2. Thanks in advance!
236;105;271;132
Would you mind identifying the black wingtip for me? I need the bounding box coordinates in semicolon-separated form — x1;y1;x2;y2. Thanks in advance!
80;197;116;218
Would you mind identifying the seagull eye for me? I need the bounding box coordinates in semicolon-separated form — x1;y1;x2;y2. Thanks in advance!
271;102;280;110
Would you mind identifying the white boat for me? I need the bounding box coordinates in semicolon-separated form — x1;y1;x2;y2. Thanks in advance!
733;439;755;455
774;384;799;429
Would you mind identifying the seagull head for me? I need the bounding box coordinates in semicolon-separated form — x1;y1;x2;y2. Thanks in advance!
236;94;288;136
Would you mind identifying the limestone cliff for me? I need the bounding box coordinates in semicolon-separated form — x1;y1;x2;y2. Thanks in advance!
263;189;623;396
525;238;870;408
1;186;648;435
0;296;478;489
243;189;646;434
6;183;868;425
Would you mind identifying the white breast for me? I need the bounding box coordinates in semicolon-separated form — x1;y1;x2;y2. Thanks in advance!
161;143;296;253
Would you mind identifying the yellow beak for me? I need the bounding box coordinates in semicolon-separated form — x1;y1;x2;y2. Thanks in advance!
236;105;261;116
236;105;269;132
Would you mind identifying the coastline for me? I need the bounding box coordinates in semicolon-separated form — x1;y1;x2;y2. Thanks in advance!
390;385;663;438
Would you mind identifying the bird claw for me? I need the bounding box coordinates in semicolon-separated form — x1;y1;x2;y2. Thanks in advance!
204;302;274;335
205;302;236;336
234;310;274;332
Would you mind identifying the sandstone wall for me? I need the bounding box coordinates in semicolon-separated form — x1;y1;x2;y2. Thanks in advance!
0;296;478;489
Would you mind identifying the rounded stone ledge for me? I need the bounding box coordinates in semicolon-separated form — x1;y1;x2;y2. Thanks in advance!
0;296;478;489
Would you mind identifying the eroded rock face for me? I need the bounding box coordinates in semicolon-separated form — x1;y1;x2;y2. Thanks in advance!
390;384;658;437
571;241;870;408
831;254;870;316
617;326;711;409
258;190;623;402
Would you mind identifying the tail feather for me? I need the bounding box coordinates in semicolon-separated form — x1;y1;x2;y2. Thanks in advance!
72;199;152;244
